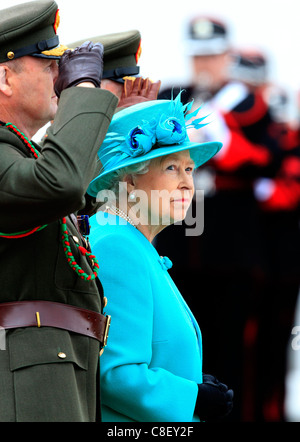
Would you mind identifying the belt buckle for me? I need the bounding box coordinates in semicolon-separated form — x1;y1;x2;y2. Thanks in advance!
100;315;111;356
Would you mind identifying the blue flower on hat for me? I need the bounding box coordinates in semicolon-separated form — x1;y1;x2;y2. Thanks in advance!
125;122;156;156
156;115;187;146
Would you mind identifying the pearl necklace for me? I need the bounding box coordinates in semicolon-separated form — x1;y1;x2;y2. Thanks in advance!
106;205;137;228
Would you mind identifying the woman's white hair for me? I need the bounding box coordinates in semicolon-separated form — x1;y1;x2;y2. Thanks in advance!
100;160;151;200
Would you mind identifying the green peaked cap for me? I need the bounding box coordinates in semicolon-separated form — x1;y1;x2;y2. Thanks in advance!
69;30;142;83
0;0;68;63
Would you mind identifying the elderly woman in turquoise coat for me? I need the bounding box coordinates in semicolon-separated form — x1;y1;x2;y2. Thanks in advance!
87;93;234;422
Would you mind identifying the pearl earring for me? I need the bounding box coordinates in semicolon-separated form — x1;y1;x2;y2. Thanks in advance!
129;192;135;201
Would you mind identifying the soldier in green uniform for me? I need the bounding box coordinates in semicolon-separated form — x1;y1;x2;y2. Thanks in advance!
0;0;119;422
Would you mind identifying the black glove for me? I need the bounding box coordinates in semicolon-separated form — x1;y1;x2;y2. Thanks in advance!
196;373;234;421
55;41;104;97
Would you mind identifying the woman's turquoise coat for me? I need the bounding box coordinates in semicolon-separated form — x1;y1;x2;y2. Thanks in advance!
90;212;203;422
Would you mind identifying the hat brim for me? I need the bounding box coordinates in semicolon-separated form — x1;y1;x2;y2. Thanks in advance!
110;74;139;84
32;44;69;59
87;139;222;197
185;38;230;56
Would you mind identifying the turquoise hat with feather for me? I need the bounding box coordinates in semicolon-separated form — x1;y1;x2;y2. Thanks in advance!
87;92;222;196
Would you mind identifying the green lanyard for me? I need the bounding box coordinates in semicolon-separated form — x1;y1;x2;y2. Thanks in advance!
0;122;99;281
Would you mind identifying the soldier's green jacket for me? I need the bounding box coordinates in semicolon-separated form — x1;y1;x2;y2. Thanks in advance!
0;87;118;422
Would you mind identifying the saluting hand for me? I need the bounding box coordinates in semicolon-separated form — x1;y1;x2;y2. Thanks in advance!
55;41;104;97
118;77;161;109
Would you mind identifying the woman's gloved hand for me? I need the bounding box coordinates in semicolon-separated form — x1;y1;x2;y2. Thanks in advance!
55;41;104;97
196;373;234;421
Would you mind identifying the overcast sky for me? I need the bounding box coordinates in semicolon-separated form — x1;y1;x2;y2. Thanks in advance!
5;0;300;118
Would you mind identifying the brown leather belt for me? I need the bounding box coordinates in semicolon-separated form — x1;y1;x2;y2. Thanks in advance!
0;300;111;350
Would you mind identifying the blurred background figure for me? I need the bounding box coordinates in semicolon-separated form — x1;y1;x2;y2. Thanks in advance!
260;83;300;422
229;48;268;91
229;47;300;421
156;15;299;421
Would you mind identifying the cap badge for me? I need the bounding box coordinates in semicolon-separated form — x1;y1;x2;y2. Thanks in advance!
135;40;142;63
53;9;60;34
194;19;213;38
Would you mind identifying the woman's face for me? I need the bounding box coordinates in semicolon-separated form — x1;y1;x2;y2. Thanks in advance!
191;52;230;92
131;150;195;226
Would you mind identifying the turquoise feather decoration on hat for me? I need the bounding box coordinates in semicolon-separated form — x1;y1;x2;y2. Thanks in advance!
87;91;222;196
